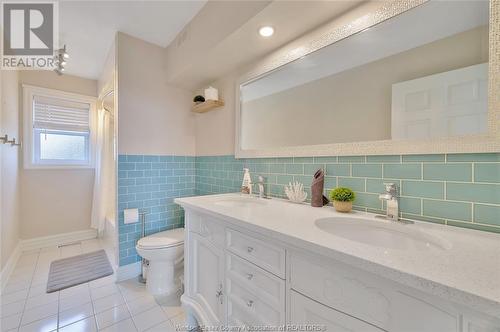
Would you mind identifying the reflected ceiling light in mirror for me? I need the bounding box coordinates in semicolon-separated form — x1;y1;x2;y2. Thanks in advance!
259;26;274;37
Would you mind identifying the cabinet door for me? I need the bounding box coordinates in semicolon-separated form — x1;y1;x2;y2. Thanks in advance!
188;232;225;324
290;291;384;332
462;315;500;332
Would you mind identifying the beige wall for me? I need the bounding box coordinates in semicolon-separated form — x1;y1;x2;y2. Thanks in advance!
117;33;196;155
194;73;238;156
19;71;98;239
1;70;21;268
241;26;489;149
20;169;95;238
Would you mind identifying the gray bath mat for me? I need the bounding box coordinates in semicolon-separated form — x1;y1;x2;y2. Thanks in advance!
47;249;113;293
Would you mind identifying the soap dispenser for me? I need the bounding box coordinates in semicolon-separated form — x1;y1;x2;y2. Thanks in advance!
241;168;252;194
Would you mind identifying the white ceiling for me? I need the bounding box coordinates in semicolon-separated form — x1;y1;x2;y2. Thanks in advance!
165;1;363;90
59;1;206;80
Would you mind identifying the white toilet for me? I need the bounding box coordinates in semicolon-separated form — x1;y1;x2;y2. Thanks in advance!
136;228;184;297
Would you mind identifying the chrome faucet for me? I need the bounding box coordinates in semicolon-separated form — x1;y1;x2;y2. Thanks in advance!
379;183;399;222
257;175;267;199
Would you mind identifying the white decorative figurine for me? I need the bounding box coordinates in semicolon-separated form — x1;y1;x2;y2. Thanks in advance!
284;181;307;203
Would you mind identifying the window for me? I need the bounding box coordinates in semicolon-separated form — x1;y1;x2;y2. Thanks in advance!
23;85;96;168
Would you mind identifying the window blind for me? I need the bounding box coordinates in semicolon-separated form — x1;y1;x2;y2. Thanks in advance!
33;95;90;133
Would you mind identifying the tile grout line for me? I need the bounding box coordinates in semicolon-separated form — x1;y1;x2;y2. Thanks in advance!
16;250;40;330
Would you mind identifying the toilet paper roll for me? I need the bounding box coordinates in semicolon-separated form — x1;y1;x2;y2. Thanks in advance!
124;208;139;224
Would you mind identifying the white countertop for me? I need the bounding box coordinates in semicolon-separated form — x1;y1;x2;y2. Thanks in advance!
175;193;500;318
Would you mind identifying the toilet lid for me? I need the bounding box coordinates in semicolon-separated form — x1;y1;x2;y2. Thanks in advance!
137;228;185;249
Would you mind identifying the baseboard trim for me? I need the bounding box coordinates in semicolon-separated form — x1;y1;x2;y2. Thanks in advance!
21;229;98;251
116;261;141;282
0;243;22;290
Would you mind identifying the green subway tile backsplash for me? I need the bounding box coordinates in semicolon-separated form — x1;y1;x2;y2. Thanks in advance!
423;163;472;182
353;192;382;210
383;163;421;179
285;163;303;174
352;164;382;178
338;177;365;192
474;204;500;226
423;200;472;222
269;163;285;174
326;164;350;176
474;164;500;183
401;181;444;199
366;155;401;163
447;153;500;162
399;197;422;215
194;153;500;234
339;156;365;163
314;156;338;163
293;157;314;163
447;183;500;205
402;154;445;162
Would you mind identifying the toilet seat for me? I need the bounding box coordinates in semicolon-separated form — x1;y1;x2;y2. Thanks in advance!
137;228;184;250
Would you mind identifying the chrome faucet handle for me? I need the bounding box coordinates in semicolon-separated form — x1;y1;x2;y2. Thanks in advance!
383;182;397;195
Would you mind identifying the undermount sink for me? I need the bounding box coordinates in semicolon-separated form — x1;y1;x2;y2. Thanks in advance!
213;196;268;208
315;217;451;250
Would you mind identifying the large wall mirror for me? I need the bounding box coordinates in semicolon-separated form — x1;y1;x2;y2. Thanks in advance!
236;0;499;157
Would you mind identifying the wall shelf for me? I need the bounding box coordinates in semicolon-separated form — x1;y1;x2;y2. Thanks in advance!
191;100;224;113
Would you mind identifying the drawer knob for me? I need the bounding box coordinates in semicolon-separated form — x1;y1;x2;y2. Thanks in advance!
247;246;254;253
246;273;254;280
246;300;254;307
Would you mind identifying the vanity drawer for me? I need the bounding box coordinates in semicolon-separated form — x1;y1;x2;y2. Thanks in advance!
226;252;285;309
290;290;384;332
290;252;460;332
291;252;391;329
226;270;285;326
226;228;285;278
187;212;225;248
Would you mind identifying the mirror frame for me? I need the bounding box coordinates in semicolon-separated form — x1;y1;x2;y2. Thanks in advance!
235;0;500;158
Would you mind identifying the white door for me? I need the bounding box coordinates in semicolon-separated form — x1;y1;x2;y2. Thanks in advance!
290;291;384;332
392;63;487;140
188;232;225;324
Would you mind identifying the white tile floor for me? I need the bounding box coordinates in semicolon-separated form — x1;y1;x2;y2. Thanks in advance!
0;239;184;332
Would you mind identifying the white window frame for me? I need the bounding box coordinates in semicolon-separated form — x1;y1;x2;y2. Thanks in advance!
23;85;97;169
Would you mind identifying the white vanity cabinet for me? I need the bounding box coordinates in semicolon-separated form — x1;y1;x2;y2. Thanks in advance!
184;212;226;325
181;209;500;332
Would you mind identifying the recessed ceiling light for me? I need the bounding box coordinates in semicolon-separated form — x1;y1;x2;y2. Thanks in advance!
259;26;274;37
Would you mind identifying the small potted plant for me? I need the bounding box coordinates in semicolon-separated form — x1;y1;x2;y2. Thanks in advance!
329;187;355;213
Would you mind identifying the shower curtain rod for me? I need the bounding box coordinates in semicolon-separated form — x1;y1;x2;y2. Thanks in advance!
100;90;114;113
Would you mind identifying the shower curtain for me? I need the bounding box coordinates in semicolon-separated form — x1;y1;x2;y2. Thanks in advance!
91;108;113;236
